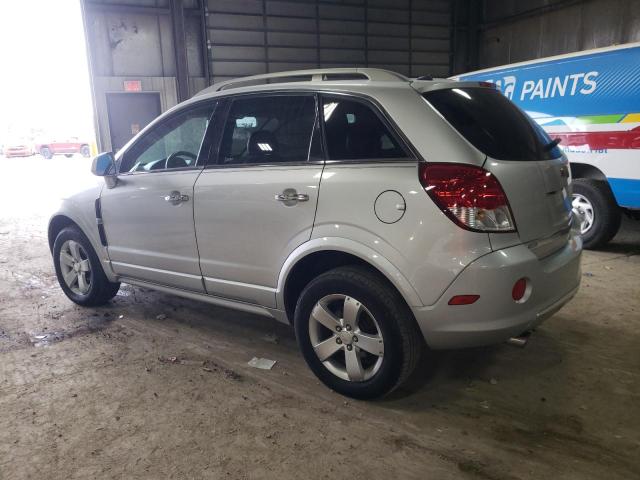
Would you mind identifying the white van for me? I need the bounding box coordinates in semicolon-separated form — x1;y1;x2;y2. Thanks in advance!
454;42;640;248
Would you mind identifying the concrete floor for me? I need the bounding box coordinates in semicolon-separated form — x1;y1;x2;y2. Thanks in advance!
1;157;639;479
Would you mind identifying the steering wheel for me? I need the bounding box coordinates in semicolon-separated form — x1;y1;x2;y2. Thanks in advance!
166;150;197;169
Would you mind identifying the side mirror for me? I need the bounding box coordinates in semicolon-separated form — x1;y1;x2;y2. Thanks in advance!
91;152;116;176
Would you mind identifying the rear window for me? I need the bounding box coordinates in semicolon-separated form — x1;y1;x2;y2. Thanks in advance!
423;87;562;161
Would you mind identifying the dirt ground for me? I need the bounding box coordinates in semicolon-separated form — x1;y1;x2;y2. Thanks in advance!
1;157;639;479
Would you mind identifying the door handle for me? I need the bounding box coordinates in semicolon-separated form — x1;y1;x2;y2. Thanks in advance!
164;191;189;205
275;189;309;205
275;192;309;202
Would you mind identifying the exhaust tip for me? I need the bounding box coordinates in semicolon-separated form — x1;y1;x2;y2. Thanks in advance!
507;332;531;348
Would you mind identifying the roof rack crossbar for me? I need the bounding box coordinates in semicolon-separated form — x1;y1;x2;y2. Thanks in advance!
198;68;408;95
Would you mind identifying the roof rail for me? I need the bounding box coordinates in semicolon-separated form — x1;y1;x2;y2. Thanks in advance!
196;68;408;95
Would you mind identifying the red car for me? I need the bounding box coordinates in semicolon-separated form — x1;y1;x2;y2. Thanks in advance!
3;142;34;157
35;139;91;159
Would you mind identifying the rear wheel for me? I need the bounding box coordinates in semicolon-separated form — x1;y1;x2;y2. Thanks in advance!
572;178;621;249
294;266;423;399
40;147;53;159
53;226;120;306
80;145;90;158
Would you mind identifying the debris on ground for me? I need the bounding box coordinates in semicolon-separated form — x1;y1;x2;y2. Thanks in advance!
489;378;498;385
118;315;124;319
262;333;279;344
583;272;595;277
155;314;167;320
248;357;276;370
179;359;202;366
202;360;242;380
158;355;178;364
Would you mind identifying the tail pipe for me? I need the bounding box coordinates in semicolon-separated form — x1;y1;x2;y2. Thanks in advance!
507;331;531;348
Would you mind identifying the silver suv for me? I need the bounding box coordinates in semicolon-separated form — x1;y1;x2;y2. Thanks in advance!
49;68;582;398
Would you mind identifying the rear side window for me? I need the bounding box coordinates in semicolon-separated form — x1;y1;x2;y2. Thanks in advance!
322;96;409;161
219;95;316;165
424;88;562;161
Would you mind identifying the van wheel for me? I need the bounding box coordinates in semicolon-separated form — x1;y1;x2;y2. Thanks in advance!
80;145;90;157
572;179;621;249
294;266;422;399
53;226;120;306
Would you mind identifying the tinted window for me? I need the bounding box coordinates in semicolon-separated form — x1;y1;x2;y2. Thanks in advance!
218;95;316;165
322;96;408;160
424;88;562;161
120;103;214;173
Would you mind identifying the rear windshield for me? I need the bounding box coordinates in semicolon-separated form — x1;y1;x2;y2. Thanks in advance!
423;87;562;161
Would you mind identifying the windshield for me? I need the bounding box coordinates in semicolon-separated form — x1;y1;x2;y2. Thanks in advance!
423;87;562;161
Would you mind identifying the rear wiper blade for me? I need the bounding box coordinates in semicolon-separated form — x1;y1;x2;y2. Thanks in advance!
544;137;561;151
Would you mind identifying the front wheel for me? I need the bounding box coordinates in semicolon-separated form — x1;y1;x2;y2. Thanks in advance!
294;266;423;399
53;226;120;306
572;179;621;249
40;147;53;159
80;145;90;158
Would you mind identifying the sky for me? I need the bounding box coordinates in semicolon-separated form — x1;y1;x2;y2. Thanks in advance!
0;0;95;143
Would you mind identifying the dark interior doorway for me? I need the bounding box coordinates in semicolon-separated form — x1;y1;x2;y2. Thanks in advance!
106;92;161;152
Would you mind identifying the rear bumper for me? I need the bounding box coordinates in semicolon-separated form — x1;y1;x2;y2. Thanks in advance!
411;232;582;349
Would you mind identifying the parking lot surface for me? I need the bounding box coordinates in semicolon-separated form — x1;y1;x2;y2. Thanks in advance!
1;156;639;479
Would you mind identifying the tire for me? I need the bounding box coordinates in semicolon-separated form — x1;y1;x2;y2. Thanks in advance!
80;145;90;158
572;178;621;249
53;226;120;306
64;154;73;158
294;265;423;399
40;147;53;159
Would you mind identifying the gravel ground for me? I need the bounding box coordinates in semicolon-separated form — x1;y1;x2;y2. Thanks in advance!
1;156;639;479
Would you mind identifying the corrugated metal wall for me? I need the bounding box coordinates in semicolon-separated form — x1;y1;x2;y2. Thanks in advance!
479;0;640;68
205;0;453;83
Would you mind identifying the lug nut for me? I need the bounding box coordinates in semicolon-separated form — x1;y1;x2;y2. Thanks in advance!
353;336;358;343
345;325;352;331
336;338;342;344
336;326;342;332
346;345;353;351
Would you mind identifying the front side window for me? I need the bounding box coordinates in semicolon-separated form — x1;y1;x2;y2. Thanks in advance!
322;96;408;160
218;95;316;165
120;103;215;173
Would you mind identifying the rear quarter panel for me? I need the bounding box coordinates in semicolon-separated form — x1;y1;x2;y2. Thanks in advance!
311;162;492;306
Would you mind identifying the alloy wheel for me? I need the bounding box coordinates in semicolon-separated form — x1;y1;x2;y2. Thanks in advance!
308;294;385;382
572;193;595;234
59;240;92;295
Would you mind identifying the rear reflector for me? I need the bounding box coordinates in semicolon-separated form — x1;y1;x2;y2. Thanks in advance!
512;278;528;301
448;294;480;305
419;163;516;232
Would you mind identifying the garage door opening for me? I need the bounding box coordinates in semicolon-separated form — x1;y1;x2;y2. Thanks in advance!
0;0;96;219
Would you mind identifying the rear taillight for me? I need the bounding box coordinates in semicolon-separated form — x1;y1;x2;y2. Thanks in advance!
418;163;516;232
